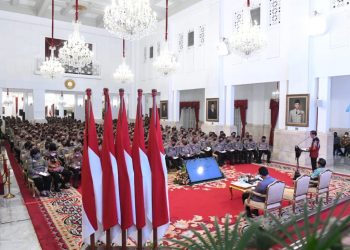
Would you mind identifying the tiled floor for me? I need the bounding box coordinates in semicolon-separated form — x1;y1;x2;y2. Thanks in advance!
1;150;350;250
0;150;41;250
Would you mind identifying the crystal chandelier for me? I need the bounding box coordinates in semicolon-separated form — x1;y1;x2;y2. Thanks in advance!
153;0;179;76
113;39;134;83
228;0;266;57
104;0;157;40
59;0;93;71
3;89;13;106
40;0;64;79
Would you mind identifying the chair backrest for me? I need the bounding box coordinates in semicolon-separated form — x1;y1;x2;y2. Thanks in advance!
295;175;311;197
318;170;332;190
266;181;285;205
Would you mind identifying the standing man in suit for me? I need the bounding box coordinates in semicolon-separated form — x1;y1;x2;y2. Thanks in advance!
309;130;320;171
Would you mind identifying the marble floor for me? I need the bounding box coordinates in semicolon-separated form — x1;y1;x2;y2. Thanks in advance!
0;149;349;250
0;150;41;250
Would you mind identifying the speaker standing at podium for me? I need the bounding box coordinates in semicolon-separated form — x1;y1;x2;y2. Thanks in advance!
309;130;320;171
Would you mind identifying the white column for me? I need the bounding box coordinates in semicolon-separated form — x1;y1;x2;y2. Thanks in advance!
92;89;103;121
33;89;46;123
173;90;180;123
317;77;331;133
58;102;64;118
277;80;288;130
225;85;235;127
167;80;174;122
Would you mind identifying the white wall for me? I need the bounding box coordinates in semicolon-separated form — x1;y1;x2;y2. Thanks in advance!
330;76;350;129
0;10;133;121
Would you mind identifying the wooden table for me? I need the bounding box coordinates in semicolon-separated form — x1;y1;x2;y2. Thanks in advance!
229;181;256;200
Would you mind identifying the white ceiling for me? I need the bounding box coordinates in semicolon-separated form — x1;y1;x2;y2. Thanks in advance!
0;0;202;28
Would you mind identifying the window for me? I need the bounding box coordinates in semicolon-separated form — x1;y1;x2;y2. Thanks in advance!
188;31;194;47
250;7;261;26
150;46;153;59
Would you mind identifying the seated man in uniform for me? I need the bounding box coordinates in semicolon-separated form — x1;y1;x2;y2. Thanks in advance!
213;136;228;166
233;136;245;164
310;158;327;181
244;135;258;164
242;166;276;217
257;136;271;164
165;138;182;170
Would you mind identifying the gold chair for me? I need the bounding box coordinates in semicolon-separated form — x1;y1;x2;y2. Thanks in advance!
245;181;286;217
283;175;310;212
308;169;333;202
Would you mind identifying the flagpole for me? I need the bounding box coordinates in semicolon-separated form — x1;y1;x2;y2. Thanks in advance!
137;89;143;250
151;89;158;250
103;88;113;250
86;88;96;250
118;88;128;250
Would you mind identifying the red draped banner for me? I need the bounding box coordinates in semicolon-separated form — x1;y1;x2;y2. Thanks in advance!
234;100;248;136
269;99;279;146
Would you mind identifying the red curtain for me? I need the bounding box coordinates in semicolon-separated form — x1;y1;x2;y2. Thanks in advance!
15;97;18;115
269;99;279;146
234;100;248;136
179;102;200;129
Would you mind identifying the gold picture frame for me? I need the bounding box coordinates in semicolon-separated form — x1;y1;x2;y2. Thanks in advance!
206;98;219;122
285;94;310;127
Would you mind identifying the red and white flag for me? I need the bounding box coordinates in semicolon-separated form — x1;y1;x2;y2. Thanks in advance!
115;89;136;234
132;89;153;243
81;89;103;244
100;88;121;242
147;89;169;241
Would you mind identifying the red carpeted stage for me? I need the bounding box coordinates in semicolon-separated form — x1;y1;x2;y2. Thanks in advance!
6;143;350;249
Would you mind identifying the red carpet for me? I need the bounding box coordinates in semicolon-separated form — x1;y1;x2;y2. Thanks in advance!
5;143;350;249
169;164;295;221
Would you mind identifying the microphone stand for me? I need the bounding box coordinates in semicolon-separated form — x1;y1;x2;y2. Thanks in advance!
293;136;310;180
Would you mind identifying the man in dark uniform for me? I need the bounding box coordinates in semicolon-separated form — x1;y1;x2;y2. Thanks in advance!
179;139;193;161
233;136;245;164
165;138;182;170
309;130;320;171
213;137;227;166
244;135;258;163
257;136;271;164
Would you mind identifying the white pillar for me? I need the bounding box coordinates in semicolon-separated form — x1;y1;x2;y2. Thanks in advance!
58;102;64;118
33;89;46;123
277;80;288;130
225;85;235;127
167;80;174;123
173;90;180;123
91;89;103;121
0;88;2;119
317;77;331;133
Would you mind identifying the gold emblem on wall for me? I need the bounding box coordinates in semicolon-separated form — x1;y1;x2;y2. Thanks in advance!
64;79;76;90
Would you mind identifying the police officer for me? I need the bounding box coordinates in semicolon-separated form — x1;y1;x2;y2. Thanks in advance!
257;136;271;164
190;137;204;158
225;136;235;165
213;136;227;166
244;135;258;163
233;136;245;164
179;139;193;160
165;138;182;170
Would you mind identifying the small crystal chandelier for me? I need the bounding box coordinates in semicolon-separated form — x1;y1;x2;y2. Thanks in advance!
40;0;64;79
113;39;134;83
272;82;280;101
104;0;157;41
59;0;93;71
3;89;13;106
153;0;179;76
228;0;266;57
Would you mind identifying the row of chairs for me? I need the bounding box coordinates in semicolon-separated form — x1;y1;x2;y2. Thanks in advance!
245;170;333;216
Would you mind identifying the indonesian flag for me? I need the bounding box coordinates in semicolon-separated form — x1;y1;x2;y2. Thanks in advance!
115;89;136;234
81;89;103;244
147;89;169;241
132;89;153;243
100;88;121;242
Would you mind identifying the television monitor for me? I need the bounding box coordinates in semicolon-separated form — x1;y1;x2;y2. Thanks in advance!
185;157;224;184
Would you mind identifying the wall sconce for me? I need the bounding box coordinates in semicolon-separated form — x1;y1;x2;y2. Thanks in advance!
77;96;84;107
27;95;33;106
309;11;328;36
